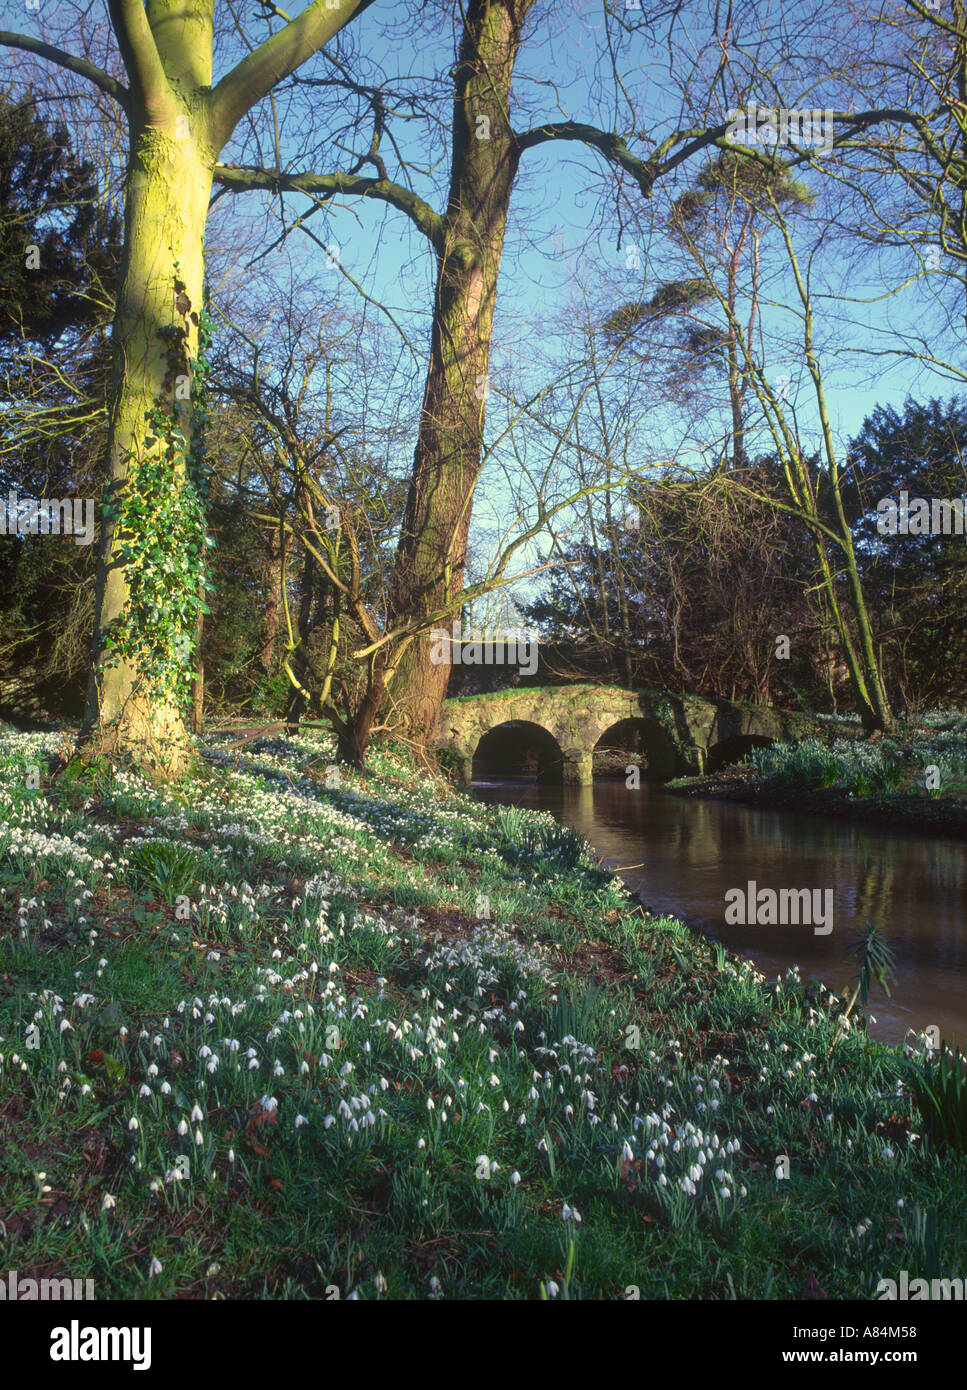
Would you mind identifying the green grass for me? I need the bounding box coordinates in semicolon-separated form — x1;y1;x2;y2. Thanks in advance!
0;725;964;1300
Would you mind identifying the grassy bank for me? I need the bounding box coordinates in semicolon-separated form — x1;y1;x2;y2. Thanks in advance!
669;715;967;839
0;726;964;1300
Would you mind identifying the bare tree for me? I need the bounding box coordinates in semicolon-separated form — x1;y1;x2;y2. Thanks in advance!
213;0;811;750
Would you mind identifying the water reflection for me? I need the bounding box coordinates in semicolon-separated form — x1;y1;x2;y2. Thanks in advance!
473;779;967;1045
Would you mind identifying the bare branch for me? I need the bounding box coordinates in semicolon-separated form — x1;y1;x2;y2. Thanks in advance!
515;120;659;196
208;0;378;150
212;163;445;251
0;32;130;115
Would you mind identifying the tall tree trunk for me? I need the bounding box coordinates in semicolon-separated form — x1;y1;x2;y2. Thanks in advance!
384;0;527;747
192;658;205;735
284;546;316;731
2;0;374;780
337;658;386;768
78;111;215;778
726;254;746;469
262;525;285;674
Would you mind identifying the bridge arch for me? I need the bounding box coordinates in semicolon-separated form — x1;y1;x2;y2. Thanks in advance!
471;720;564;783
592;717;681;781
705;732;775;774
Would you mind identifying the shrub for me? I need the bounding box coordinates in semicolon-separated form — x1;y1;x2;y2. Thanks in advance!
125;839;203;902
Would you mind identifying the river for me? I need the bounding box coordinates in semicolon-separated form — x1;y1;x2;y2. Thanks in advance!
472;778;967;1045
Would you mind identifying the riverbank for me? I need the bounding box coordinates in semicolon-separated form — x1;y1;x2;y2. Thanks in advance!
667;765;967;838
1;726;964;1299
667;721;967;839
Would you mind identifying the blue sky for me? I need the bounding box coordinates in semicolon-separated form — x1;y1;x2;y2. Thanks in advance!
231;0;965;612
5;0;964;612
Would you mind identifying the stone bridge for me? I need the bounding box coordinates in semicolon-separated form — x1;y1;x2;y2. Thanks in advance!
436;684;837;785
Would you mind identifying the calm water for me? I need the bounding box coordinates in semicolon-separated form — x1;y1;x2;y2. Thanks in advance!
472;779;967;1045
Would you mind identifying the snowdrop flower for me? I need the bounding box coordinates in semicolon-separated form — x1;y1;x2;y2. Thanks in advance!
510;1171;521;1186
128;1117;139;1131
101;1193;116;1211
190;1104;204;1123
544;1280;560;1298
148;1258;163;1278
